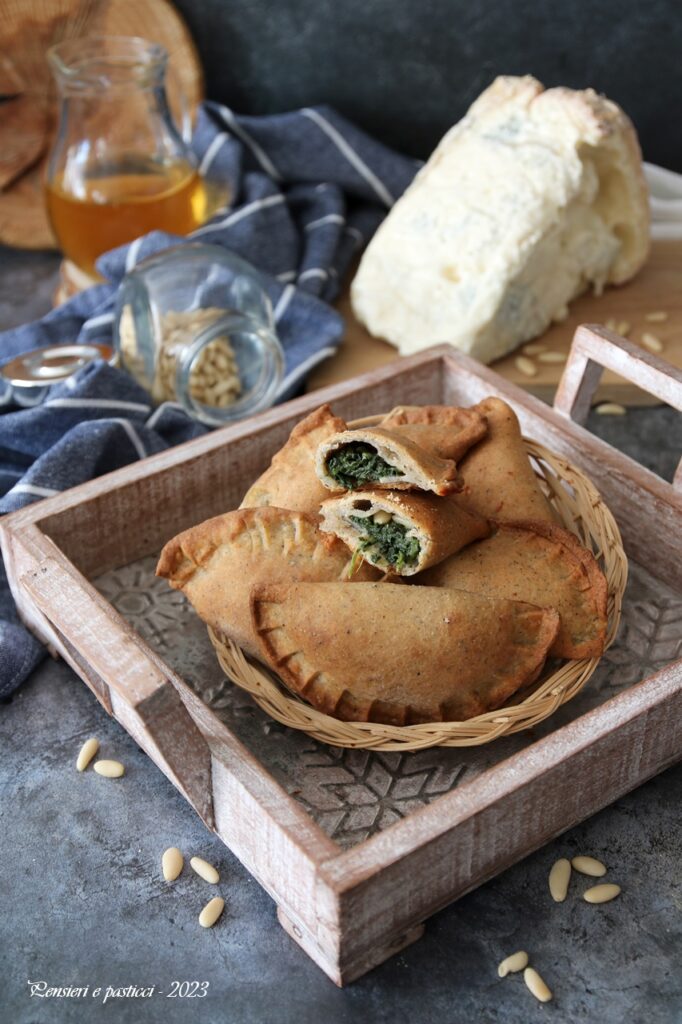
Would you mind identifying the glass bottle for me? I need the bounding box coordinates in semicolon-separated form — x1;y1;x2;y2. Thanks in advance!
45;35;215;278
114;243;285;426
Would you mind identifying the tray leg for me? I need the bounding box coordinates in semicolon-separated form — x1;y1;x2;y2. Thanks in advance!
277;905;424;986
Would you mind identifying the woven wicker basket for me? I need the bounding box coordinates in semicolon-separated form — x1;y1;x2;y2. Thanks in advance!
209;425;627;750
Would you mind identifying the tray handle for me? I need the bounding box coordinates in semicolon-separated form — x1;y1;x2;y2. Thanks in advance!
554;324;682;490
20;557;214;827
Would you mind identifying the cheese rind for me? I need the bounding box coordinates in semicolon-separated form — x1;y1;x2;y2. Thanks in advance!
351;76;650;363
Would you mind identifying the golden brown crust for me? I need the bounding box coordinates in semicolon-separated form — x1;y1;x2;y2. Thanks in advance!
240;404;346;515
251;581;559;724
319;489;489;575
156;506;378;657
420;518;608;658
380;405;488;462
316;426;461;496
455;397;556;522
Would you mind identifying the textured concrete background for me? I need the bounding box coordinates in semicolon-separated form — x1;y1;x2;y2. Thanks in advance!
173;0;682;169
1;661;680;1024
0;248;680;1022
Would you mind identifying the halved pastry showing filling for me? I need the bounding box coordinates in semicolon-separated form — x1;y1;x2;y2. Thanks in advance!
251;581;560;724
316;427;460;496
156;506;378;658
419;519;608;658
320;490;490;575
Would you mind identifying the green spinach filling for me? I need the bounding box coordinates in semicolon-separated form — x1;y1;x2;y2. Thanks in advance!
326;442;403;490
349;515;420;571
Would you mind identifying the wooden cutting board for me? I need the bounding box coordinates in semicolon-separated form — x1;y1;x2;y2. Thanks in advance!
0;0;204;250
310;238;682;406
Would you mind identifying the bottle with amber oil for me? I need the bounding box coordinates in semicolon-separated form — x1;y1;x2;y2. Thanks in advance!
45;36;217;278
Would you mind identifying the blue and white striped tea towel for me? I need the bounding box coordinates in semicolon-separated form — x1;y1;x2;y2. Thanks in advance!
0;102;419;697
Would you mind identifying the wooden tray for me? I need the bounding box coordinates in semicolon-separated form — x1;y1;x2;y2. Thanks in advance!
309;240;682;407
2;326;681;986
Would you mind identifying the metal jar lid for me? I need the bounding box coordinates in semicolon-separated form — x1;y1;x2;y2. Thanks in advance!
1;343;116;388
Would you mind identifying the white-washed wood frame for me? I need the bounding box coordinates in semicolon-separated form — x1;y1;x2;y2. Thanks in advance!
2;328;681;985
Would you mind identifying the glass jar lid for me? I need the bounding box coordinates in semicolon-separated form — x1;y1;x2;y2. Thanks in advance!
1;343;116;388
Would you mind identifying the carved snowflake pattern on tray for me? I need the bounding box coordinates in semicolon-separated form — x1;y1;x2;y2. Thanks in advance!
96;557;681;848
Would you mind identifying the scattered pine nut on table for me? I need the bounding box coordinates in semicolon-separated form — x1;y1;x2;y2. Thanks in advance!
595;403;627;416
515;356;537;377
162;847;184;881
548;858;571;902
76;737;99;772
524;967;553;1003
641;332;664;353
93;759;125;778
584;883;621;904
571;856;606;877
190;856;220;884
498;951;529;977
645;310;668;322
199;897;225;928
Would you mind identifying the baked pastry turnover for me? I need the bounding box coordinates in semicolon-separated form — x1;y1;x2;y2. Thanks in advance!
419;520;608;658
156;506;378;658
455;397;556;522
320;489;489;575
157;396;611;732
251;581;560;723
381;404;488;461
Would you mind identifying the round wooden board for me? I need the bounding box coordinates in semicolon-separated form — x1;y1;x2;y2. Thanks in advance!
309;239;682;407
0;0;204;249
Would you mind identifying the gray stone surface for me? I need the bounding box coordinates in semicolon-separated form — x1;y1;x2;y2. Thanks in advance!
1;251;681;1023
1;660;680;1023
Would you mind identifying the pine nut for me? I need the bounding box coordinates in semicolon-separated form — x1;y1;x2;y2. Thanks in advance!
584;883;621;903
524;967;553;1003
641;332;664;353
76;737;99;772
372;510;392;525
515;356;537;377
537;351;567;364
162;847;184;882
93;759;125;778
213;378;238;398
199;896;225;928
617;320;631;336
548;857;571;902
645;311;668;322
595;403;626;416
190;856;219;884
498;950;529;977
571;855;606;877
523;343;546;355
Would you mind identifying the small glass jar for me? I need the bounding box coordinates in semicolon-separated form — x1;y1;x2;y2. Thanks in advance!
113;243;285;425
